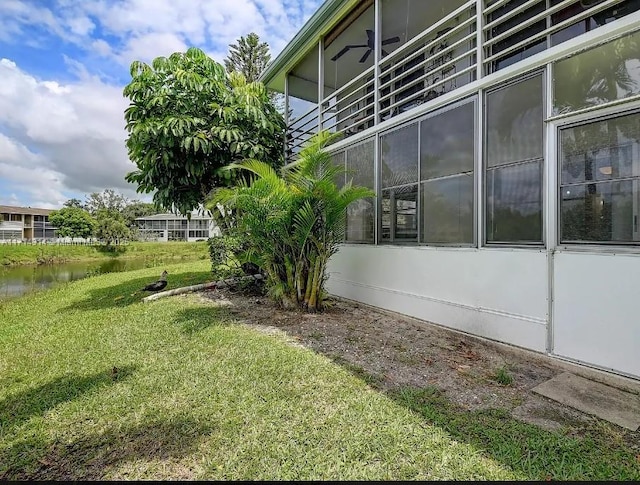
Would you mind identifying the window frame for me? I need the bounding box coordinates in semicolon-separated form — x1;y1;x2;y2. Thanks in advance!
378;121;420;244
483;68;547;247
330;136;377;245
345;136;377;244
418;95;478;247
556;106;640;248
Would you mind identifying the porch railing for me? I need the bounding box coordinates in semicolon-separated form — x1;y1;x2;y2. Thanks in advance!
483;0;626;73
286;104;319;159
378;0;477;122
284;0;632;157
320;65;376;140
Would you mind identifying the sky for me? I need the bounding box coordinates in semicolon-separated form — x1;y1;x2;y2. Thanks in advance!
0;0;322;209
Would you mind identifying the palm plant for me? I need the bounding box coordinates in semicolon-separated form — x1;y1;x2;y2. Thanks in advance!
211;131;374;311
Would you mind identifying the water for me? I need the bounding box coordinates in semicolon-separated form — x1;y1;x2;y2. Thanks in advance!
0;258;177;300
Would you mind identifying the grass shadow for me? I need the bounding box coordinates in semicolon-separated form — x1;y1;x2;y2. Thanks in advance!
59;270;214;312
0;366;136;434
1;417;212;480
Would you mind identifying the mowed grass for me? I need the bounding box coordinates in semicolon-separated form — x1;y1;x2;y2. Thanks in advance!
0;241;209;266
0;260;638;480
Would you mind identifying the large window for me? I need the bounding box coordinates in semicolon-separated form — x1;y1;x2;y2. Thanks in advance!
346;139;376;242
331;140;376;243
560;111;640;244
420;100;476;244
0;230;22;240
554;28;640;115
379;101;477;245
485;73;544;244
380;123;419;242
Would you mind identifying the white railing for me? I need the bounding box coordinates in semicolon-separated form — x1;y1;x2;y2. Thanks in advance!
310;0;478;142
284;0;633;153
0;221;23;230
483;0;625;72
377;0;477;121
286;104;319;159
320;65;376;140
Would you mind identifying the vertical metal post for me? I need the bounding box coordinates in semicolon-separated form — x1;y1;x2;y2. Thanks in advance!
476;92;483;249
374;0;381;125
284;73;289;162
374;0;381;245
318;38;324;132
545;64;555;355
374;133;380;245
476;0;484;81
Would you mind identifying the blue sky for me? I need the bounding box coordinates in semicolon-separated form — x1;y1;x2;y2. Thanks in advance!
0;0;322;208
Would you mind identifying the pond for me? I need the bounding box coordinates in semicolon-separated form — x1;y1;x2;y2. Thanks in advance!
0;258;185;300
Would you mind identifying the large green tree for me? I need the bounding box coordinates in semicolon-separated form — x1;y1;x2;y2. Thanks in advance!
224;32;271;83
49;207;96;239
95;209;130;246
123;47;285;216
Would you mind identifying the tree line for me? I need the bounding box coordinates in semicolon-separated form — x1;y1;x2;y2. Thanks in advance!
49;189;157;245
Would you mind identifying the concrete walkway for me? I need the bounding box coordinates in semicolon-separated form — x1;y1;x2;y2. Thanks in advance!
533;372;640;431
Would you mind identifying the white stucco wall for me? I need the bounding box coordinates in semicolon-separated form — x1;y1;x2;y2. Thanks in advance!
327;245;549;353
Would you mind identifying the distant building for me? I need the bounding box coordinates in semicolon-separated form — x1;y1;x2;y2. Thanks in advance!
0;205;57;241
134;212;220;242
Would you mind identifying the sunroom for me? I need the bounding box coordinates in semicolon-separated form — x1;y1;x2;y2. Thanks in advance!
261;0;640;381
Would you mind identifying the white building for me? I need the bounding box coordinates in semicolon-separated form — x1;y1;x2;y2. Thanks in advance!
261;0;640;381
134;213;220;242
0;205;57;241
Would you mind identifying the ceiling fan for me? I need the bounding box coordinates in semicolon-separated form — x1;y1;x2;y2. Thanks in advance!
330;29;401;63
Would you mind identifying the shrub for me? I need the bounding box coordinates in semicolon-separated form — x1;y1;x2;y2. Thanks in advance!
210;131;374;312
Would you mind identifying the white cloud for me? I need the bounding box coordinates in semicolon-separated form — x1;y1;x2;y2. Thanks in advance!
91;39;112;57
0;59;140;205
0;0;322;65
0;133;69;207
119;32;189;65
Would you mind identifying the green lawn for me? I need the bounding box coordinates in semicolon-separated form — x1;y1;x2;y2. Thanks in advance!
0;241;209;266
0;260;638;480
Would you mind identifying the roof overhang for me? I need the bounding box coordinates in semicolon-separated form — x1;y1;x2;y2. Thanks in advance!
260;0;361;93
0;205;53;216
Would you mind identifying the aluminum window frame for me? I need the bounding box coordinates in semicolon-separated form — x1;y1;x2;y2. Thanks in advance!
329;136;377;245
418;95;479;247
555;105;640;248
483;68;547;247
377;121;420;244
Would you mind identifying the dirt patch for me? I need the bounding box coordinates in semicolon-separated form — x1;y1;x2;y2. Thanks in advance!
200;288;640;446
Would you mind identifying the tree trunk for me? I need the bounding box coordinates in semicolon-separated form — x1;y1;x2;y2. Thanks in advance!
303;252;315;308
307;253;323;312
